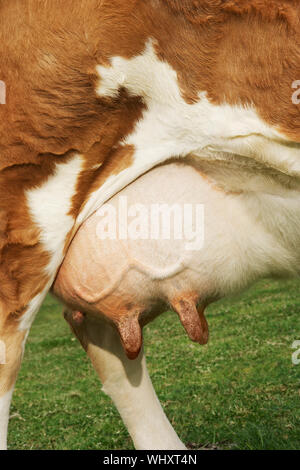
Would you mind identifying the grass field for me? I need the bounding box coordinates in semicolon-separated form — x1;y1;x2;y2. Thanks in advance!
8;278;300;450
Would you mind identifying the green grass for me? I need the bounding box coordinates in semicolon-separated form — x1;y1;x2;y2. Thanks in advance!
8;279;300;450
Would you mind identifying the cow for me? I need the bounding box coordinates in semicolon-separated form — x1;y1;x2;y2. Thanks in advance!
1;0;300;450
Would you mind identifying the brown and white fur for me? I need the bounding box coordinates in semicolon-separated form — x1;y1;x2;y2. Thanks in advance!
1;0;300;449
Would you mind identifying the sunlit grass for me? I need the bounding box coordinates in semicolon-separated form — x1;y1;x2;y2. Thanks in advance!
9;278;300;450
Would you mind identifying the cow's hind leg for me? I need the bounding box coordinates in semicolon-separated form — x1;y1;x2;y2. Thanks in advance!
64;310;186;450
0;312;29;450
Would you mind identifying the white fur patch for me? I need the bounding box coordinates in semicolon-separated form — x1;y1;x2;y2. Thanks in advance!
27;154;83;275
81;39;300;224
21;155;83;330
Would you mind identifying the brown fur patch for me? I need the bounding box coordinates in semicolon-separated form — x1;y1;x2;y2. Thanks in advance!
81;144;135;201
165;0;300;28
0;161;54;314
